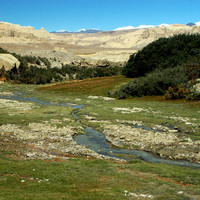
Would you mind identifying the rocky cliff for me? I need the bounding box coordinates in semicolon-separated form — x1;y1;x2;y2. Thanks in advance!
1;21;200;65
0;54;20;71
0;21;58;43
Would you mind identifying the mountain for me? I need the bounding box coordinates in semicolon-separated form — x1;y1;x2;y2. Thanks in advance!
51;28;102;33
196;21;200;25
76;28;102;33
51;22;200;33
186;22;200;26
1;21;200;65
51;30;70;33
113;23;169;31
186;22;196;27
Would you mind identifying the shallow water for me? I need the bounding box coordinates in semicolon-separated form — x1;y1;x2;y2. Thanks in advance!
1;93;200;168
73;111;200;168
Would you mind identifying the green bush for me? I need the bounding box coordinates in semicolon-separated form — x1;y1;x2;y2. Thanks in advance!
110;66;188;99
164;85;191;100
112;34;200;99
185;59;200;80
164;60;200;100
0;47;122;84
0;47;8;53
123;34;200;78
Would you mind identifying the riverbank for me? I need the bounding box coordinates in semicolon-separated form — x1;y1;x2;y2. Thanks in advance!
0;86;199;165
0;79;200;164
0;82;200;199
0;93;122;162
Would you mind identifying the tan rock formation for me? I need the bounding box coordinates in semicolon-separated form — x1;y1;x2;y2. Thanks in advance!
1;21;200;64
0;21;58;44
0;54;20;71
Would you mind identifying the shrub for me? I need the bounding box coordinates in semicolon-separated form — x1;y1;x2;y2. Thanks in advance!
0;47;8;53
123;34;200;78
185;60;200;81
186;89;200;100
110;66;188;99
112;34;200;99
0;47;122;84
164;59;200;100
164;85;191;100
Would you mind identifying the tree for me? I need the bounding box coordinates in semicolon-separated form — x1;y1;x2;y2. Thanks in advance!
123;34;200;78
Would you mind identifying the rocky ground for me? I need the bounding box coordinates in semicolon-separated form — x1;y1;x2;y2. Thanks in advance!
82;101;200;164
0;93;121;162
0;91;199;164
0;121;113;160
102;123;200;163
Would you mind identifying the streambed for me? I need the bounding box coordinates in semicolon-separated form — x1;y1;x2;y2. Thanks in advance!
0;92;200;168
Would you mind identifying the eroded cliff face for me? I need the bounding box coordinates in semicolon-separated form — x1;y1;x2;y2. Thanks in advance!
0;54;20;71
1;21;200;65
57;24;200;49
0;22;57;43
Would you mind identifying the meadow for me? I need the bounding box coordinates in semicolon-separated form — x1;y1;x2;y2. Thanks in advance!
0;76;200;200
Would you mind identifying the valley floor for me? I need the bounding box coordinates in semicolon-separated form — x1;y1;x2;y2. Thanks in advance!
0;77;200;199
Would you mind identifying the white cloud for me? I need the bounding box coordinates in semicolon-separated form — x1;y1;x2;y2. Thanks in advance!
137;25;155;29
113;25;155;31
113;23;170;31
196;21;200;25
57;30;67;33
77;28;86;32
157;23;169;27
114;26;136;31
90;28;101;30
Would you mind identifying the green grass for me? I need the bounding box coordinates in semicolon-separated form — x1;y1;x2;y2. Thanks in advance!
77;97;200;139
0;79;200;199
39;76;131;96
37;77;200;138
0;101;76;127
0;156;199;200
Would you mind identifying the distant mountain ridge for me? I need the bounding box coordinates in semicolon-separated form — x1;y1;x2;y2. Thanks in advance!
1;20;200;64
113;22;200;31
51;28;102;33
186;22;196;27
113;23;169;31
52;22;200;33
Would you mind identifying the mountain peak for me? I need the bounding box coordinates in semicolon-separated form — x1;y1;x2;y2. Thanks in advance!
186;22;196;27
196;21;200;26
76;28;102;33
52;28;102;33
113;23;170;31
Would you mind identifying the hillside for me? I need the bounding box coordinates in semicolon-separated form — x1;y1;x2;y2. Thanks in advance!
110;34;200;100
1;22;200;65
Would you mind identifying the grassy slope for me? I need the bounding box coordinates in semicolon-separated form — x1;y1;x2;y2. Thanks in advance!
40;76;200;139
0;77;200;199
40;76;131;96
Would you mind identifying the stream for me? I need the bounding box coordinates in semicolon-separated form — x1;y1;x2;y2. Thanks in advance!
1;93;200;168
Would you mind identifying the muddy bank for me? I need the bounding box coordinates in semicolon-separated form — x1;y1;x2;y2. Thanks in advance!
102;123;200;163
84;114;200;164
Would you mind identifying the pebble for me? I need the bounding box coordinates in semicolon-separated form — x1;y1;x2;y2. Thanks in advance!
177;191;183;194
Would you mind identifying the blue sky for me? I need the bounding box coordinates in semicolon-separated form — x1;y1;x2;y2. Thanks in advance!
0;0;200;32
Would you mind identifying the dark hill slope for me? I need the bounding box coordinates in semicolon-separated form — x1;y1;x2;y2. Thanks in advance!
123;34;200;78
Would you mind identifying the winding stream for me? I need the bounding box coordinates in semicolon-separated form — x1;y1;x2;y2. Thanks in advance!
1;93;200;168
